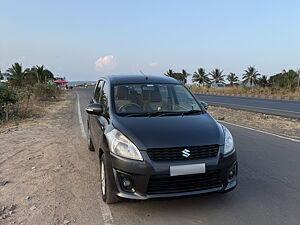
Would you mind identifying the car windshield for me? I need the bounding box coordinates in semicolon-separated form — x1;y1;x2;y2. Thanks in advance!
113;83;202;116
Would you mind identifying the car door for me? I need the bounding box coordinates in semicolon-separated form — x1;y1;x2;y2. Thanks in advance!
89;80;103;147
93;80;110;155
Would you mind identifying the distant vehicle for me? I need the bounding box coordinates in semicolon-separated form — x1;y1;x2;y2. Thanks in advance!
85;75;237;203
211;83;225;88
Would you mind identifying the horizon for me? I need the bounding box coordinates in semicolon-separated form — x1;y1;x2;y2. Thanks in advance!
1;0;300;81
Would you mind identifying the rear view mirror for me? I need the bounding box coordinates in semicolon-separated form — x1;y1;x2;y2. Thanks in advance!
85;103;103;115
200;101;209;110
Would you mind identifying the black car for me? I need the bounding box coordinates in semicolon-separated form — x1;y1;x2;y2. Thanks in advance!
85;74;237;203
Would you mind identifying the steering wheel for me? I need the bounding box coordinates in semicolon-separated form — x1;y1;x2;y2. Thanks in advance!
119;103;143;113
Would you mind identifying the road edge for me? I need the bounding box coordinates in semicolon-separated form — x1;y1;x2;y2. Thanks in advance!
76;92;115;225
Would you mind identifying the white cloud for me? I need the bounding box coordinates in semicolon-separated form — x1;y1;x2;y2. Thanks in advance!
95;55;115;69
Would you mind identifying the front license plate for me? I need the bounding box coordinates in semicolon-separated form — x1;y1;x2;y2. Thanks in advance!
170;163;206;176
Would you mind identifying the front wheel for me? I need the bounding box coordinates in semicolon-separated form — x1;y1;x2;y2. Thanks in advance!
100;154;118;204
87;126;95;151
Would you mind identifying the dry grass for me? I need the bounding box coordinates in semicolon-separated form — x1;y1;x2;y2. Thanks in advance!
0;91;69;131
208;106;300;140
190;85;300;98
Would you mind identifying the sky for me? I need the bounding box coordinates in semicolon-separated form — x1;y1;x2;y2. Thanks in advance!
1;0;300;81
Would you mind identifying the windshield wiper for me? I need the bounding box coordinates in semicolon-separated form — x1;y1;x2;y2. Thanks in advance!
155;112;183;117
181;109;202;115
125;111;181;117
125;110;201;117
125;113;150;117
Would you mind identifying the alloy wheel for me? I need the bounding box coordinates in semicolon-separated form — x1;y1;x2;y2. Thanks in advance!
101;160;106;196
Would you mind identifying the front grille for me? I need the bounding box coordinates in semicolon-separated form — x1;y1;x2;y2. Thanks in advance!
147;145;219;161
147;170;222;194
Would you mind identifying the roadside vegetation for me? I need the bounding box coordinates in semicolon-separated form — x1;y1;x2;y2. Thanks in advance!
0;62;63;125
165;66;300;98
208;106;300;140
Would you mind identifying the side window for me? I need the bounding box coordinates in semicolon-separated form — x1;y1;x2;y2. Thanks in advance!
100;82;109;111
94;80;104;102
173;85;200;110
174;85;193;103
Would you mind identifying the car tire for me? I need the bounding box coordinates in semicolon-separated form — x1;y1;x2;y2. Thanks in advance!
87;126;95;151
100;154;118;204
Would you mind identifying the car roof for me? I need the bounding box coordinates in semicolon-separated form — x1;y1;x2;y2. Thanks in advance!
99;74;181;85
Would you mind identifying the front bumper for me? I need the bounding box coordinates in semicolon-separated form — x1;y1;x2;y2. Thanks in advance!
108;147;237;200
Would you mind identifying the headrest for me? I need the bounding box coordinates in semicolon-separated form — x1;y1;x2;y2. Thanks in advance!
142;87;162;102
116;86;128;100
150;88;162;102
142;90;151;100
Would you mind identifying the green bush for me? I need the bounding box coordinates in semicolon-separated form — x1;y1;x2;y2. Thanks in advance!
33;83;61;100
0;85;18;105
0;85;18;120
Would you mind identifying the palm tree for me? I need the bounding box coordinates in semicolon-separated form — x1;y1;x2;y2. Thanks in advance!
285;70;297;90
31;65;54;83
227;73;239;86
164;69;174;77
164;69;180;82
242;66;261;86
6;63;31;88
165;69;189;83
257;75;269;87
192;68;210;86
209;69;225;83
181;69;189;84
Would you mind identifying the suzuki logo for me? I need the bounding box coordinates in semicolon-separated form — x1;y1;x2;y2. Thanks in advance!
182;149;191;158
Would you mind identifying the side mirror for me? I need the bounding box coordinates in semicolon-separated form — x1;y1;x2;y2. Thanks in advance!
85;103;103;115
200;101;209;110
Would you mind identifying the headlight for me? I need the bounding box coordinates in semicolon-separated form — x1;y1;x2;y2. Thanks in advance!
223;125;235;155
106;129;143;161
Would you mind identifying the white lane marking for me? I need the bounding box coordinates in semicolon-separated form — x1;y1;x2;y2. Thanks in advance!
219;120;300;143
76;92;114;225
208;101;300;114
77;93;87;138
101;204;114;225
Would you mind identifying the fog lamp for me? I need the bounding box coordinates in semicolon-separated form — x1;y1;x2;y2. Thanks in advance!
122;178;132;188
118;174;135;192
228;165;236;181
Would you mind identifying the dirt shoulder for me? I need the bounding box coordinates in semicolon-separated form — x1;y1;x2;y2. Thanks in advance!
0;93;104;225
208;106;300;140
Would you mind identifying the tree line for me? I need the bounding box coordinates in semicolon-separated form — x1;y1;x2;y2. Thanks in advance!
0;62;61;121
164;66;300;90
1;62;55;87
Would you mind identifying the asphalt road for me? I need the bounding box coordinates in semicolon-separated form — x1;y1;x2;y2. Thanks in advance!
75;87;300;225
195;94;300;119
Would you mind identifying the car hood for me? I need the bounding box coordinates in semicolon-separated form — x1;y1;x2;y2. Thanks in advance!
112;113;224;150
